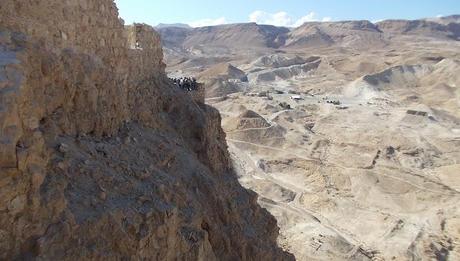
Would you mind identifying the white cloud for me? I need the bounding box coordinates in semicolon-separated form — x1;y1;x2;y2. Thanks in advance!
249;11;293;27
188;17;227;28
249;10;332;27
292;12;317;27
372;19;384;24
185;11;331;28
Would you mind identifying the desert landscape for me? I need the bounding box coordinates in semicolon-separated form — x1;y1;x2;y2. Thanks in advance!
1;0;459;260
159;16;460;260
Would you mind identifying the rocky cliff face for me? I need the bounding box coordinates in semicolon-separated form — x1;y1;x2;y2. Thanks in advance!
0;1;293;260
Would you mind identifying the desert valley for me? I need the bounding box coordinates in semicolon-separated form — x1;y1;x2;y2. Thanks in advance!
159;17;460;260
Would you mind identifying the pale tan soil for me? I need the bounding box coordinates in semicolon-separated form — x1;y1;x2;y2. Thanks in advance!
166;28;460;260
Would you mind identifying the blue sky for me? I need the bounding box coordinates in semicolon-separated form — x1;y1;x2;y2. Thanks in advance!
114;0;460;27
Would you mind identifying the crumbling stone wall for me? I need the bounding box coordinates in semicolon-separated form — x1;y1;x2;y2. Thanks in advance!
0;0;127;66
0;2;169;168
125;23;165;74
1;0;131;142
0;1;293;260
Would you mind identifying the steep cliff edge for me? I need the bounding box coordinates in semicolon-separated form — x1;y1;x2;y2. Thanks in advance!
0;1;293;260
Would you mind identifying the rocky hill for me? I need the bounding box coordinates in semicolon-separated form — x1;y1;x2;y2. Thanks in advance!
185;23;289;49
198;63;247;81
196;63;248;98
157;23;290;53
157;26;192;49
159;16;460;54
286;20;386;50
0;1;293;260
377;19;460;40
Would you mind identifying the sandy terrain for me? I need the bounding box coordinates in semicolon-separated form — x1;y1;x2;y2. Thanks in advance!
161;19;460;260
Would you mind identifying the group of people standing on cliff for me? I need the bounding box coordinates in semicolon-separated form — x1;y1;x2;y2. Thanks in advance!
170;77;199;91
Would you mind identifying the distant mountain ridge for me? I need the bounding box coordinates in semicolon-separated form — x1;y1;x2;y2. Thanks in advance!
376;18;460;40
286;20;386;49
429;15;460;25
157;15;460;51
155;23;191;29
157;23;289;52
184;23;289;49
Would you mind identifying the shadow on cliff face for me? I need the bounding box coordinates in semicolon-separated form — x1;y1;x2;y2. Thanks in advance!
0;0;294;260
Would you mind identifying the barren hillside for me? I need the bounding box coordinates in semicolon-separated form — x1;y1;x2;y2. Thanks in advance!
0;1;293;260
162;16;460;261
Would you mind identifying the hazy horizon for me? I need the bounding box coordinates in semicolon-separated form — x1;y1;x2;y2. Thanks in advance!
114;0;460;27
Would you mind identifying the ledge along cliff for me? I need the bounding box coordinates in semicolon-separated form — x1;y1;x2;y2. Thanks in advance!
0;1;294;260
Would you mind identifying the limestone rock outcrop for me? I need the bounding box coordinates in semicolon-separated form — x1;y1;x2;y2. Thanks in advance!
0;1;293;260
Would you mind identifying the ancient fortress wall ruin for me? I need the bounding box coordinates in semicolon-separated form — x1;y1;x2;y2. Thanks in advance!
0;0;128;66
0;0;166;168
